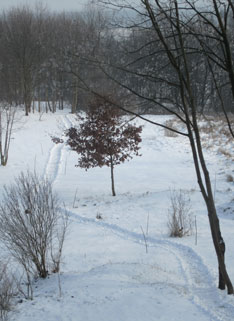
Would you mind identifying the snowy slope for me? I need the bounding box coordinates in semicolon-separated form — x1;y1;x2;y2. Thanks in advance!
0;110;234;321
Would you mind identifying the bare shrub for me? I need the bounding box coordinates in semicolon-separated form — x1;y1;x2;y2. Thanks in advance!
167;190;193;237
0;261;15;321
0;171;68;289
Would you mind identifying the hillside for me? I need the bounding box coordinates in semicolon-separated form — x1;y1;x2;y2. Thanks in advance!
0;110;234;321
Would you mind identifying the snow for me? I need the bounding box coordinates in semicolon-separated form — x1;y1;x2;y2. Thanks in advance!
0;110;234;321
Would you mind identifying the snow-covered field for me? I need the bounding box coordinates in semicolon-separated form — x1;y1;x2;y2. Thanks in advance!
1;110;234;321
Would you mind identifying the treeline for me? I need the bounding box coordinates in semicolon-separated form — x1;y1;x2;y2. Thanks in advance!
0;4;109;115
0;2;233;116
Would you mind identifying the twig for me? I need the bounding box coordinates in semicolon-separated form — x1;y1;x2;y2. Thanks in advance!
146;212;150;237
195;215;197;246
140;225;148;254
73;188;78;208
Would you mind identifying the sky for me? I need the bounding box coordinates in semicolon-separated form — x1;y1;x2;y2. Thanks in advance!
0;0;90;12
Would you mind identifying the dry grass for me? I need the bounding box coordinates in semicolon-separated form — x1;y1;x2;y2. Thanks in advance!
218;148;233;159
163;114;233;160
198;114;234;160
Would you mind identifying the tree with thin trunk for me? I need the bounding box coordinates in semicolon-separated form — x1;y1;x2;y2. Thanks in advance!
53;96;142;196
93;0;233;293
0;104;16;166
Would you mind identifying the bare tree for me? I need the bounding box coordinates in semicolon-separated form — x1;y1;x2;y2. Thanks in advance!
52;7;110;113
186;0;234;99
0;5;115;113
93;0;233;293
0;104;16;166
0;5;51;115
184;0;234;137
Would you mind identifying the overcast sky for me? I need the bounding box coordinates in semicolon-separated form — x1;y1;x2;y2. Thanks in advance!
0;0;90;12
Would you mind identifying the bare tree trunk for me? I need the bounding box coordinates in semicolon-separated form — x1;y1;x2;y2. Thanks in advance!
38;95;41;113
72;76;78;114
24;77;32;116
0;105;16;166
61;95;64;110
110;156;116;196
188;127;233;293
25;101;30;116
24;90;32;116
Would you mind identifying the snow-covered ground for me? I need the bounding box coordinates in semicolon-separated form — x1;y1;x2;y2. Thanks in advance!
1;110;234;321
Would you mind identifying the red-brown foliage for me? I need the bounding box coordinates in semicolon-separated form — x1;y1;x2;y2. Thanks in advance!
65;98;142;170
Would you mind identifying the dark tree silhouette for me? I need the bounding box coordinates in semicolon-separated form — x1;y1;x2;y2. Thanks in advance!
54;97;142;196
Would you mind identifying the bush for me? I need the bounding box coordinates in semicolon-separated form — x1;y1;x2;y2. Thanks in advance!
0;171;68;288
167;190;193;237
0;261;15;321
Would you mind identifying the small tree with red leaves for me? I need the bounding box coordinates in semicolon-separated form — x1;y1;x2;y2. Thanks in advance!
56;97;142;196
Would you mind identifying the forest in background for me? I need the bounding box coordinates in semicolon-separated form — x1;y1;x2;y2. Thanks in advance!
0;0;233;117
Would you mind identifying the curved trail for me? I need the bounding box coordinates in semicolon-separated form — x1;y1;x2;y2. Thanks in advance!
66;209;234;321
44;114;74;183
